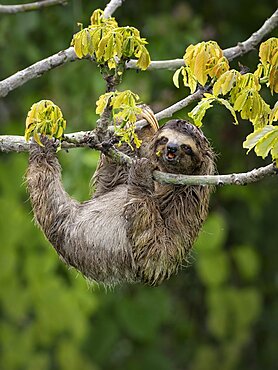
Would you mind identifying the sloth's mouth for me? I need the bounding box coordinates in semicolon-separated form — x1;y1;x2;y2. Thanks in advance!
164;150;178;162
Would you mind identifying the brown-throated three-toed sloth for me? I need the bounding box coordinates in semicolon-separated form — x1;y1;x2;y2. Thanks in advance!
27;119;215;286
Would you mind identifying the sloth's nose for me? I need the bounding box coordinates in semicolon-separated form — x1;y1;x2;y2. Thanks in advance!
167;143;179;153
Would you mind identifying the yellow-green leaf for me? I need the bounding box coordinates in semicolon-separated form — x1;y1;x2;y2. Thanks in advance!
269;64;278;94
233;89;249;112
271;139;278;164
91;28;102;51
239;73;261;91
183;44;195;65
136;46;151;70
72;33;83;58
55;125;64;139
254;63;264;80
81;29;90;56
95;92;113;115
194;44;208;86
173;68;182;88
213;70;240;96
270;102;278;123
208;56;229;79
259;37;278;66
96;35;110;60
243;126;276;152
188;97;214;127
33;128;43;147
104;35;114;61
114;32;123;59
255;130;278;158
181;67;197;93
123;36;135;58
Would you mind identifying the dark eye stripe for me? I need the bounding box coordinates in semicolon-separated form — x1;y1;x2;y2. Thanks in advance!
158;137;168;144
181;144;193;155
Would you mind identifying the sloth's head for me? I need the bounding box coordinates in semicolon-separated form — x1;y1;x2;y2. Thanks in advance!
151;119;215;175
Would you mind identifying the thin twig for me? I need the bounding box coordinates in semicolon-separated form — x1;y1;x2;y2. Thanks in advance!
1;8;277;97
0;0;67;14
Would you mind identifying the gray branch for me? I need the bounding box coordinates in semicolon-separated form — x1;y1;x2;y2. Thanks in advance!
224;8;278;61
126;58;184;71
134;89;205;131
0;133;276;186
103;0;124;18
153;163;277;186
1;8;277;97
0;0;67;14
127;8;278;69
0;47;77;97
0;132;96;152
102;147;277;186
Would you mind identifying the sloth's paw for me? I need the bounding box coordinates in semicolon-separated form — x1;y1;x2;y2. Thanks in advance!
129;158;156;190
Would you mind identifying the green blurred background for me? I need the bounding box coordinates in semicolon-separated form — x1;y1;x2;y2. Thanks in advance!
0;1;277;369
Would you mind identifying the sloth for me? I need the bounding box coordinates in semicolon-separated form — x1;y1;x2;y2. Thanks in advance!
27;119;215;286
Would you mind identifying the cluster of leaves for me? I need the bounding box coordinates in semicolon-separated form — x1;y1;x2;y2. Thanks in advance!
96;90;142;148
25;100;66;148
255;37;278;94
71;9;151;71
189;72;271;127
173;41;229;92
174;38;278;164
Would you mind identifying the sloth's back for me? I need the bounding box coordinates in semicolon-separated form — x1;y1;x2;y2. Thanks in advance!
64;185;137;285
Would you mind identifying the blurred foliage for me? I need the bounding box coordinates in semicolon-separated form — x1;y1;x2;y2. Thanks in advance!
0;1;277;370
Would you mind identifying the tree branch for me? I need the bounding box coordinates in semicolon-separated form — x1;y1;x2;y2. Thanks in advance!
153;163;277;186
103;0;124;18
126;58;184;71
127;8;278;69
0;132;96;152
0;47;77;97
1;8;277;97
135;89;205;130
0;0;67;14
0;132;276;186
101;148;277;186
224;8;278;61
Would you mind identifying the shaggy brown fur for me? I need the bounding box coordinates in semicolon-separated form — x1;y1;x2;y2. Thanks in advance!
27;119;215;286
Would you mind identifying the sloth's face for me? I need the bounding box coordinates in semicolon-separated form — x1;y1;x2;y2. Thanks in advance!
153;128;203;175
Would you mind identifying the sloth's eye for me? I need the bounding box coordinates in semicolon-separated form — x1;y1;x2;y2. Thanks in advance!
181;144;193;155
159;137;168;144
